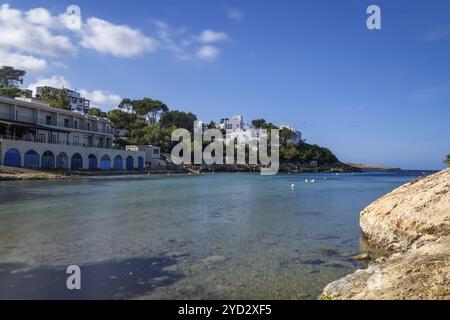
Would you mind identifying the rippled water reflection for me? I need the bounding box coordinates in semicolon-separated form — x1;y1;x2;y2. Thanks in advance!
0;171;424;299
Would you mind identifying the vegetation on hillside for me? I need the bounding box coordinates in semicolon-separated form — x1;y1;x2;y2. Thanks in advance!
107;100;339;165
0;65;340;165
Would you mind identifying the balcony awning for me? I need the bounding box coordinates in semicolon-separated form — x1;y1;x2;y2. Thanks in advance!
0;119;72;133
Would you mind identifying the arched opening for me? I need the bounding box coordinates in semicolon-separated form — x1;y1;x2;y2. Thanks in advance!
100;155;111;170
126;156;134;170
41;151;55;169
24;150;40;169
88;154;97;170
113;155;123;170
138;156;144;169
56;152;69;169
4;148;21;167
71;153;83;170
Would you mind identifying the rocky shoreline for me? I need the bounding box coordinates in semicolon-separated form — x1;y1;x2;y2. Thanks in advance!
1;162;362;181
322;168;450;300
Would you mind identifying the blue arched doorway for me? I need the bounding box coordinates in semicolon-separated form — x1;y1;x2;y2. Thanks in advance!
24;150;40;169
71;153;83;170
100;155;111;170
41;151;55;169
88;154;97;170
114;155;123;170
138;156;144;169
4;148;21;167
126;156;134;170
56;153;69;169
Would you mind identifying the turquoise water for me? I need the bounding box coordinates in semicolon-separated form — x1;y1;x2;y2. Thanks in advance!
0;171;425;299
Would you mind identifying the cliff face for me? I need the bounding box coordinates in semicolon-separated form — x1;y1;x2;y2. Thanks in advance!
322;169;450;300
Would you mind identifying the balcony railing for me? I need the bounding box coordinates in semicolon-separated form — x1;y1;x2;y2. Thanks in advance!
0;112;15;121
0;135;113;150
0;111;113;134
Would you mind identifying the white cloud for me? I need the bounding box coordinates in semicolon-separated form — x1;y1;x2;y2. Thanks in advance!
151;21;230;62
225;8;243;22
196;45;220;62
25;7;57;28
79;89;122;108
0;4;76;57
198;30;229;43
0;49;47;72
27;75;71;93
153;19;192;60
80;17;157;57
0;3;230;74
28;75;122;109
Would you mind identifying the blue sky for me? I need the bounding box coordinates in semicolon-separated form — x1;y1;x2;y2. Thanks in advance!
1;0;449;169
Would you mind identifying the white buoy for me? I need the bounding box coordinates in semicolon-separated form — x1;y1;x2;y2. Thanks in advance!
311;179;315;183
291;184;296;189
304;179;309;183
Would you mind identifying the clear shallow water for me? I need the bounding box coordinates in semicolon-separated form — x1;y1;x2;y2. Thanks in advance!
0;171;425;299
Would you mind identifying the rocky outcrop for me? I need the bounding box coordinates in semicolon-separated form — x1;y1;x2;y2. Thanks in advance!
0;166;67;180
345;163;401;171
322;169;450;300
361;168;450;252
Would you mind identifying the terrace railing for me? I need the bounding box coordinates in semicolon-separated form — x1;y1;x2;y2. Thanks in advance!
0;135;114;150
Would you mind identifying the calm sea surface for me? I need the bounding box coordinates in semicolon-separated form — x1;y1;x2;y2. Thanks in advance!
0;171;426;299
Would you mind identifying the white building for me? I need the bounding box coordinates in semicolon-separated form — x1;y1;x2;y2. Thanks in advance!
215;115;303;146
36;86;90;113
217;115;247;131
126;145;166;168
0;96;145;170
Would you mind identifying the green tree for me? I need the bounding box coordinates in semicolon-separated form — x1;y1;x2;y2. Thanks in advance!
0;66;26;98
130;124;177;153
444;154;450;168
88;107;107;117
160;110;197;132
36;87;70;109
0;66;26;87
132;98;169;125
279;127;297;146
0;86;23;98
251;119;267;128
295;142;338;165
107;109;138;131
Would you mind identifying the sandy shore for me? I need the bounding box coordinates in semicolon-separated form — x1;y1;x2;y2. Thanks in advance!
0;166;185;181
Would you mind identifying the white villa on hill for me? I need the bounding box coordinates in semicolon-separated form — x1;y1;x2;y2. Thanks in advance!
216;115;302;144
0;96;145;170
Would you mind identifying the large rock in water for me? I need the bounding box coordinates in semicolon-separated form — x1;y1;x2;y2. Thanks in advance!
361;168;450;251
322;169;450;300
